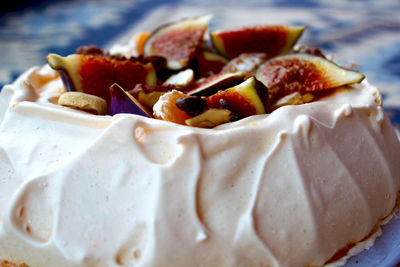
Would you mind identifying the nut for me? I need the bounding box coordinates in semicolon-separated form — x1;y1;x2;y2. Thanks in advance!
58;91;107;115
185;108;232;128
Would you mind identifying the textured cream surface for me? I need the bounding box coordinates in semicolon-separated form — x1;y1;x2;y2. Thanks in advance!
0;66;399;267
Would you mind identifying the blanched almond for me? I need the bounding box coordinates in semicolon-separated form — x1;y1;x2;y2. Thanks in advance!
58;91;107;115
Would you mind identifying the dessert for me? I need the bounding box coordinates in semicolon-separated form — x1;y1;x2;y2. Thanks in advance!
0;16;399;267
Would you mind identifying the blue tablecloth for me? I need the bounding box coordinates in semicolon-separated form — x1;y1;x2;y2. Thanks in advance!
1;1;400;266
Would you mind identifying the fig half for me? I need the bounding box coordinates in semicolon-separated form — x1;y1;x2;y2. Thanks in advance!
144;15;212;70
255;53;365;103
207;77;269;118
210;25;306;59
46;53;156;103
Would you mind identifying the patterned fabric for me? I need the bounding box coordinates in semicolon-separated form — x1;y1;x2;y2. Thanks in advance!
0;1;399;266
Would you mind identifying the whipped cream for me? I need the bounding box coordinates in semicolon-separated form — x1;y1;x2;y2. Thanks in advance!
0;66;399;267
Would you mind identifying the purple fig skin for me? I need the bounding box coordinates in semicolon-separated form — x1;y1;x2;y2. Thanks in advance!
109;83;153;117
187;72;244;96
57;69;76;92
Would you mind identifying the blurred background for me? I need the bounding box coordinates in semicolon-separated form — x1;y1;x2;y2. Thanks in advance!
0;0;400;266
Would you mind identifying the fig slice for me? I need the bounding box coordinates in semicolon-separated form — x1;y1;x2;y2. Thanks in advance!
254;53;365;103
210;25;306;59
109;83;152;117
144;15;212;70
196;50;229;77
207;77;269;118
187;72;245;96
46;53;157;104
221;53;269;78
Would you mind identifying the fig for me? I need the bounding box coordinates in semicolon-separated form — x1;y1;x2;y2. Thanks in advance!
144;15;212;70
207;77;269;118
254;53;365;103
109;83;152;117
210;25;306;59
46;53;157;103
163;69;194;88
196;51;228;77
187;72;245;96
221;53;269;78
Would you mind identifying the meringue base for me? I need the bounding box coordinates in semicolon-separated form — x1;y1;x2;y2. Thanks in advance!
0;66;400;267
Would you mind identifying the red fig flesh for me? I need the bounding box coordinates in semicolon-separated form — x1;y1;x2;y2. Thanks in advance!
207;77;269;118
196;51;228;77
144;15;211;70
46;53;156;103
210;25;305;59
255;53;365;103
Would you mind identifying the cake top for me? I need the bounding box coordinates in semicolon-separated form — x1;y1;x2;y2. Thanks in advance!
44;15;366;128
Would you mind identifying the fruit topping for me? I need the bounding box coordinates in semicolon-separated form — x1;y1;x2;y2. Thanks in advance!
153;90;192;125
129;84;176;110
221;53;269;78
187;72;245;96
109;83;152;117
58;91;108;115
207;77;269;118
255;53;365;103
76;45;167;71
196;51;229;77
175;96;208;117
144;15;211;70
163;69;195;88
45;16;367;128
185;109;232;128
46;53;157;103
210;25;305;59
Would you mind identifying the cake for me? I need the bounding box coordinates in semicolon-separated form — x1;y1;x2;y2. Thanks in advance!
0;16;399;267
